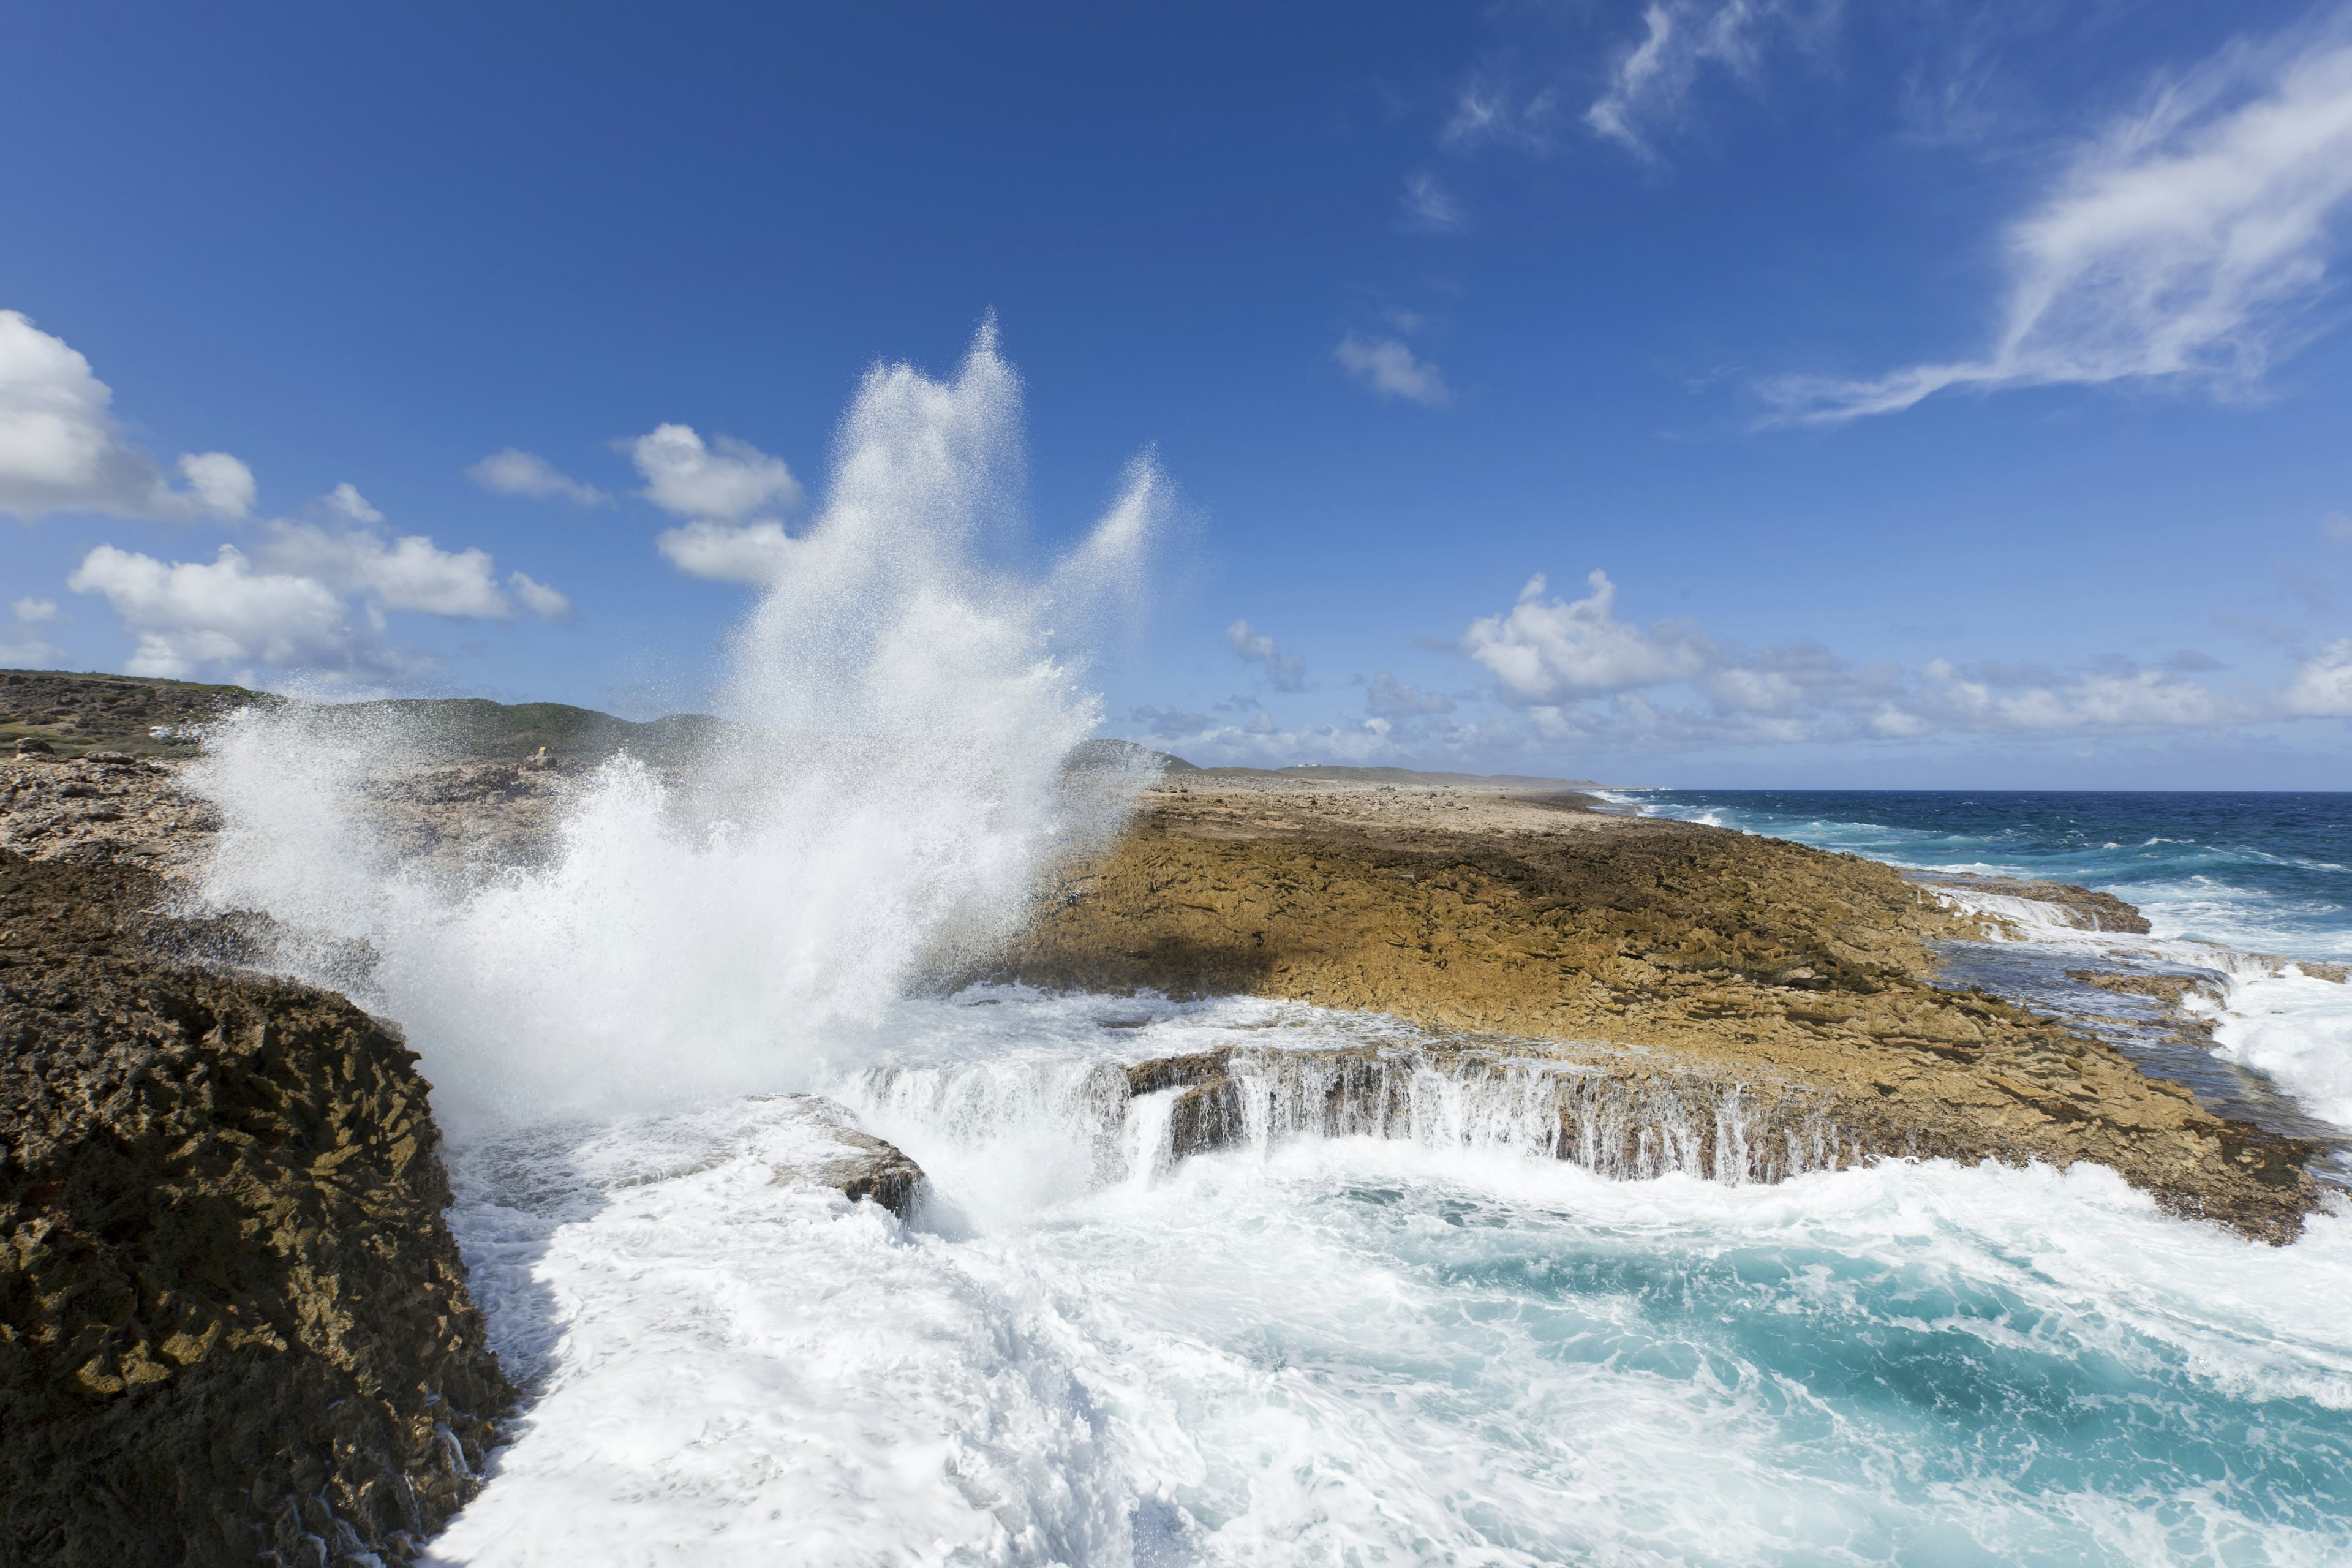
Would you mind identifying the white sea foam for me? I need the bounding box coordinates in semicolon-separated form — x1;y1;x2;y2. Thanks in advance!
2197;968;2352;1129
421;1000;2352;1567
1931;881;2352;1139
186;326;1167;1129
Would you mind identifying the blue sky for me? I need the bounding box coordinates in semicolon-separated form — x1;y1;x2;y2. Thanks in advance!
6;0;2352;786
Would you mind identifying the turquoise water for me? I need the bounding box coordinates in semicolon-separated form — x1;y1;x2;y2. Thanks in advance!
1621;791;2352;960
426;792;2352;1567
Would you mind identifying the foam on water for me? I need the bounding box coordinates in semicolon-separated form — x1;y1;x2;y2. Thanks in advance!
423;993;2352;1567
1627;790;2352;1147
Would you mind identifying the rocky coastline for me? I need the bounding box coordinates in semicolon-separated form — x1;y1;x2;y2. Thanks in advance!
0;849;510;1567
993;772;2327;1240
2;679;2343;1560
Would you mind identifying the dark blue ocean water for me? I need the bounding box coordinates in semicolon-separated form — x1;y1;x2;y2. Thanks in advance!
1621;791;2352;962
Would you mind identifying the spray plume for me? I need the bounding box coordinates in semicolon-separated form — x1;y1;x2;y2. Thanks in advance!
187;326;1168;1129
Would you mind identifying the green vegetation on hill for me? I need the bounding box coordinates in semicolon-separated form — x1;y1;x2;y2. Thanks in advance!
0;671;252;757
1;671;1197;773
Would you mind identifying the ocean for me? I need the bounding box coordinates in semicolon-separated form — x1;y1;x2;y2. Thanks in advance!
394;791;2352;1568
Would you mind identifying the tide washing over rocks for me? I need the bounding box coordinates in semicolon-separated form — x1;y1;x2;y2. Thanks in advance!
7;335;2352;1565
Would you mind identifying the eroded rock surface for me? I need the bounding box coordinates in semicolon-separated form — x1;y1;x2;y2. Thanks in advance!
998;776;2321;1240
0;852;511;1566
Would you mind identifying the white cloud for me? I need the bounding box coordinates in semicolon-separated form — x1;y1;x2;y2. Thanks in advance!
1442;77;1562;154
0;311;255;522
1464;571;1709;702
1771;26;2352;421
1400;172;1466;231
2323;510;2352;543
1226;619;1308;692
323;481;382;523
625;423;802;522
176;451;258;518
1914;659;2241;732
1334;333;1453;406
260;517;518;619
66;486;570;680
2283;639;2352;716
655;519;798;585
507;572;573;620
1436;567;2334;753
1585;1;1826;159
1126;704;1409;767
67;543;391;681
228;486;568;622
12;597;58;624
468;447;608;505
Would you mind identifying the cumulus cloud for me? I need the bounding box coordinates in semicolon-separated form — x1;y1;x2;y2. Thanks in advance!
625;423;806;585
1435;564;2352;753
1464;571;1709;702
625;423;802;522
0;311;255;522
1334;333;1453;407
654;519;797;586
2283;639;2352;716
323;481;382;524
67;544;391;681
507;572;572;620
254;489;566;621
67;486;570;680
1771;24;2352;421
1126;704;1411;767
1226;619;1308;692
12;597;58;625
468;447;607;505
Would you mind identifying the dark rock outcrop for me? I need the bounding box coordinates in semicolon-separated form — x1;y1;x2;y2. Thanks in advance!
807;1125;927;1218
0;851;511;1567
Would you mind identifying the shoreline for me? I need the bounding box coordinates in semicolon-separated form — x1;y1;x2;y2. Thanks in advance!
4;724;2348;1559
994;768;2333;1240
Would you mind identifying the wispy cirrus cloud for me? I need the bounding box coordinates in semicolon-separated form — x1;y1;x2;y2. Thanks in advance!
1399;171;1466;232
1585;0;1838;159
1768;20;2352;422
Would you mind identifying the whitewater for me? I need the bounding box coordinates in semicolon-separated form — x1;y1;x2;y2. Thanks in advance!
181;336;2352;1566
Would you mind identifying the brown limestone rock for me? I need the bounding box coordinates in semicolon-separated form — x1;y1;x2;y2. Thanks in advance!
0;851;512;1567
997;783;2321;1242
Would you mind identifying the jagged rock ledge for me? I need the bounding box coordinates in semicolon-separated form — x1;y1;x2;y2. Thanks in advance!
0;851;511;1567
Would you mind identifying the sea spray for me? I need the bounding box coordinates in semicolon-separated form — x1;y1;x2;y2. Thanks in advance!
187;325;1168;1127
430;998;2352;1566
